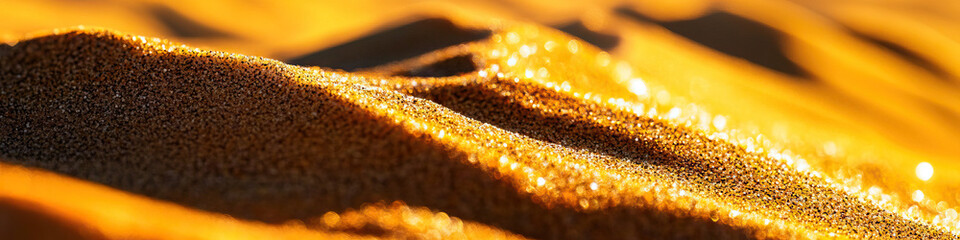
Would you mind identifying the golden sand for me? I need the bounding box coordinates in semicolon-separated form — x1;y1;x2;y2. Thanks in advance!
3;1;960;239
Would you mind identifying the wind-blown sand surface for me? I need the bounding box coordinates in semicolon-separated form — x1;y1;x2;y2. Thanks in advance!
4;1;960;239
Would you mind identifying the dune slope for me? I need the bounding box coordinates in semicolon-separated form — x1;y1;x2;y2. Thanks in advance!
0;25;955;239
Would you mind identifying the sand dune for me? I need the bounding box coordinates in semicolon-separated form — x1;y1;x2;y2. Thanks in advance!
4;1;960;239
0;23;953;239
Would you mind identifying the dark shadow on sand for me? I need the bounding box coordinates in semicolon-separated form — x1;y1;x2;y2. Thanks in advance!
616;7;810;79
287;18;491;71
554;21;621;51
148;4;235;39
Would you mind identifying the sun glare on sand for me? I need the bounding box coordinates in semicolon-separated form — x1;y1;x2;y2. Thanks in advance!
3;0;960;239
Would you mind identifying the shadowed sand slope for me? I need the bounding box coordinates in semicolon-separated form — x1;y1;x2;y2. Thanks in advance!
0;29;743;239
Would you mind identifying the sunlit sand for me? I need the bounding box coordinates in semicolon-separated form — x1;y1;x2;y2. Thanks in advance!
3;1;960;239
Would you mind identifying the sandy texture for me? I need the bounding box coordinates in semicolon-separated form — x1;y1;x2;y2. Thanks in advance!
0;23;955;239
4;1;960;239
